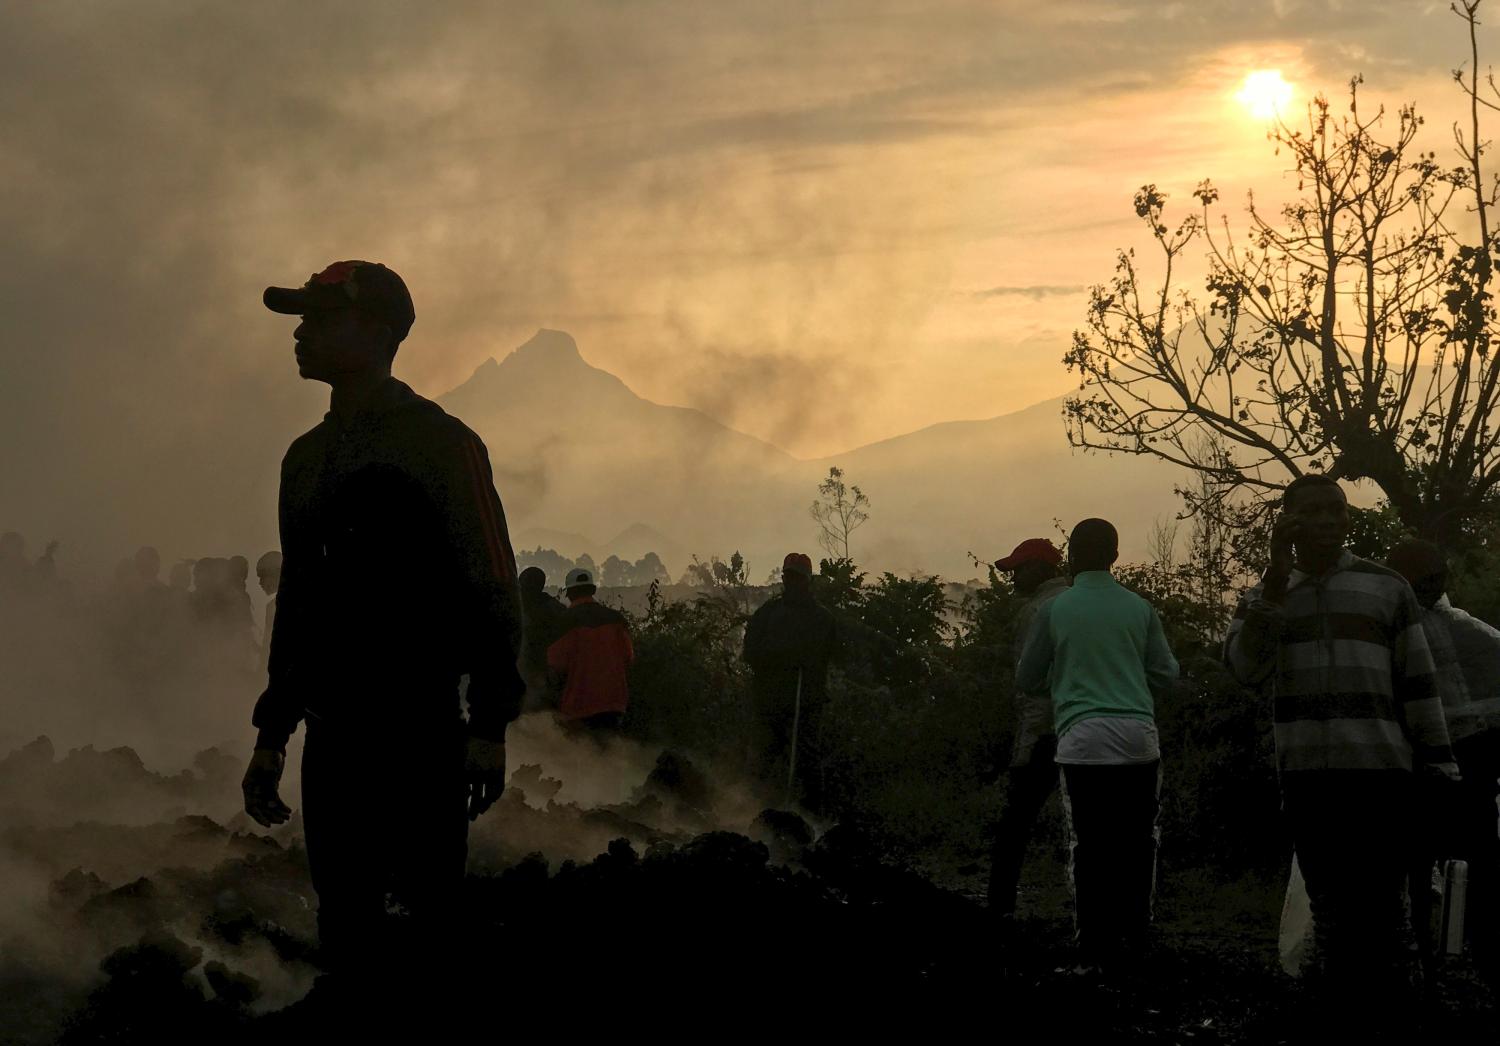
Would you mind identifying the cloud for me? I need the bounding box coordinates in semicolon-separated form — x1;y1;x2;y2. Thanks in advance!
974;285;1086;301
0;0;1489;570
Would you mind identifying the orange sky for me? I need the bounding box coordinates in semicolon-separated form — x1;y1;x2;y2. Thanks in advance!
0;1;1493;563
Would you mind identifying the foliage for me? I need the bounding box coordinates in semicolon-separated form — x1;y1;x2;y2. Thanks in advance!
622;579;752;756
810;467;871;561
600;555;632;588
1066;5;1500;545
516;547;673;589
813;557;867;612
514;546;575;583
621;550;1281;872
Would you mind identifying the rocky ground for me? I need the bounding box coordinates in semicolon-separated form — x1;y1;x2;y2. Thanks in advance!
0;728;1493;1043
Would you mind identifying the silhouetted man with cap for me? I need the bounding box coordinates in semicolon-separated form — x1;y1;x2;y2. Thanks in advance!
987;537;1069;916
240;260;524;999
743;552;839;810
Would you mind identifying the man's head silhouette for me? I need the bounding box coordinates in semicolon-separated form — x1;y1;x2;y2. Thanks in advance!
1067;518;1119;575
1388;538;1448;609
264;261;415;385
519;567;547;594
256;551;283;597
133;546;160;583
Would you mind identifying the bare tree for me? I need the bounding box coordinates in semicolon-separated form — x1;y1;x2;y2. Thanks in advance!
1065;2;1500;544
810;466;870;561
1146;517;1180;569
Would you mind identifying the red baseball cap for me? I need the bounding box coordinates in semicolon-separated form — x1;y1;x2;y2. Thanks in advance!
782;553;814;577
994;538;1062;571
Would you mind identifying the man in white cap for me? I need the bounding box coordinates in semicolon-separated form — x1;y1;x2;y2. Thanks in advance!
547;565;634;741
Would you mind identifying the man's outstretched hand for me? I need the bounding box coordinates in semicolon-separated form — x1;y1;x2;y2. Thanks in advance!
242;748;292;827
465;735;506;821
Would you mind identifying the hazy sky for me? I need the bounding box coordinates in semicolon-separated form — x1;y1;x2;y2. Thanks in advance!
1;0;1490;566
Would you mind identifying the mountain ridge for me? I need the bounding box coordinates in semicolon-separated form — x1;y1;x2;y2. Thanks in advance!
439;329;1184;577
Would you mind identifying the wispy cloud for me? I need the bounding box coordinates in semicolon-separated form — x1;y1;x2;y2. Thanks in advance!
974;285;1086;301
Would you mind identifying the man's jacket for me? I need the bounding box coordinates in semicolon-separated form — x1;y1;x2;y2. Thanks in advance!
742;590;839;705
252;378;523;750
1015;570;1178;738
1223;551;1453;775
546;596;634;720
1430;595;1500;738
521;589;569;677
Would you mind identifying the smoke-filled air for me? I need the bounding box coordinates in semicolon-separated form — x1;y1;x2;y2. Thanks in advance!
6;1;1500;1040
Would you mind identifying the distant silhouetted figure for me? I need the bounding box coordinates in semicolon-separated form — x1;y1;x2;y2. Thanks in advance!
1226;476;1455;1016
986;538;1069;916
224;555;256;641
166;559;195;625
547;566;634;741
134;546;162;587
185;556;255;671
1389;538;1500;974
742;553;839;810
256;550;282;662
33;538;58;581
0;531;32;597
1016;518;1178;974
241;260;524;997
518;566;567;711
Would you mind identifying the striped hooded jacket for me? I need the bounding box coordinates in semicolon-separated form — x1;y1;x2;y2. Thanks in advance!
1430;595;1500;740
1224;551;1455;775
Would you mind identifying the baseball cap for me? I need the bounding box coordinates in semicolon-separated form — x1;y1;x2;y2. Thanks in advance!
781;553;814;577
994;538;1063;571
565;567;595;589
263;260;416;342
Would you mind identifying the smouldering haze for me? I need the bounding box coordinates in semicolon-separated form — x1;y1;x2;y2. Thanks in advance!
0;1;1486;571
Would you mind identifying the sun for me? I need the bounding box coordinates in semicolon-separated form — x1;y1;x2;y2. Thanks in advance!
1236;69;1293;120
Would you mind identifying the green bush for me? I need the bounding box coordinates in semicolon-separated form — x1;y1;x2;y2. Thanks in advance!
619;558;1284;872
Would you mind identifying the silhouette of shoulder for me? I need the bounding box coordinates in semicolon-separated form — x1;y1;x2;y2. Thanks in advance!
279;382;492;469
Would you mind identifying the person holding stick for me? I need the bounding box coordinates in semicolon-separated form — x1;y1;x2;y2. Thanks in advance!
743;553;839;811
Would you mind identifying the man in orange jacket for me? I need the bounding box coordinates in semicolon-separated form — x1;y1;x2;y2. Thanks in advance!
547;566;634;741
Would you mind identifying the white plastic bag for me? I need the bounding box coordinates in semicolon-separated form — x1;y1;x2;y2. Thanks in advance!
1279;852;1314;977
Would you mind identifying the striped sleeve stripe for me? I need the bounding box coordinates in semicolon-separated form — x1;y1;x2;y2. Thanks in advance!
1274;691;1399;724
1281;613;1393;647
461;436;516;586
1274;718;1413;771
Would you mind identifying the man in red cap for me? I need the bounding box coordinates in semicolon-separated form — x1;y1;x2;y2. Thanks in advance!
988;536;1069;916
743;552;839;809
240;261;524;996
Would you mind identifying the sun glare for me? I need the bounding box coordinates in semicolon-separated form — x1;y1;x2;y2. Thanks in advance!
1236;69;1293;120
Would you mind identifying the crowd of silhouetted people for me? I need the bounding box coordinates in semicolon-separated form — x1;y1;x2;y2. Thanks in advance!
0;532;284;745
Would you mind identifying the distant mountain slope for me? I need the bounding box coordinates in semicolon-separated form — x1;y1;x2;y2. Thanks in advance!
441;330;1190;581
439;330;804;557
814;397;1183;576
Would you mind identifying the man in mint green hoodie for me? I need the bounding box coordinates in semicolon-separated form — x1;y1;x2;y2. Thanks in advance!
1015;517;1179;970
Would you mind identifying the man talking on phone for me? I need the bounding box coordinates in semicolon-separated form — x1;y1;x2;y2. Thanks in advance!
1225;475;1458;1023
